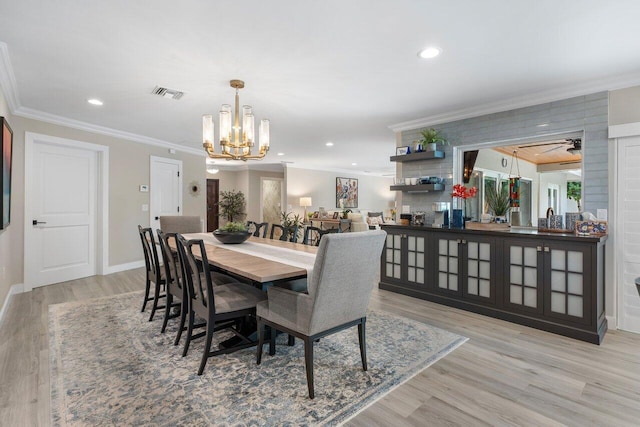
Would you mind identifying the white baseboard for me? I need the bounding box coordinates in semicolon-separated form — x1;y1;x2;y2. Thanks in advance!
103;260;145;275
0;283;25;325
606;315;618;330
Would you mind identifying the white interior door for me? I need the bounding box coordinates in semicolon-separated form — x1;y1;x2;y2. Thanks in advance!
25;140;97;288
150;156;182;232
617;136;640;333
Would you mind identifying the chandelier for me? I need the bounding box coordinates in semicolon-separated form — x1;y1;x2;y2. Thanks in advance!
202;79;270;161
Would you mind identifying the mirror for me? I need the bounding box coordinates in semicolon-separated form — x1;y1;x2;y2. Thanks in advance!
459;135;583;227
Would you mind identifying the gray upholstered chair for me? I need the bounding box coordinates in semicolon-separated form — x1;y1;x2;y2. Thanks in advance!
256;230;387;398
159;216;202;234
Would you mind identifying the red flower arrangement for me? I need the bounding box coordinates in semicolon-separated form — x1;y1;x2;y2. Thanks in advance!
451;184;477;199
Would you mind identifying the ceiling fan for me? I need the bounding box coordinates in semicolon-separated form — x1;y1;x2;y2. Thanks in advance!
520;138;582;155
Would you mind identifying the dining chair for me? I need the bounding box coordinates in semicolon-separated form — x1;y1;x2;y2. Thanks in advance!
138;225;167;321
247;221;268;237
256;230;387;398
176;234;267;375
157;230;184;335
159;216;202;233
270;224;299;243
302;226;337;246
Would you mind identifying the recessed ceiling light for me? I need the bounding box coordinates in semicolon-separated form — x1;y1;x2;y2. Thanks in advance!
417;47;441;59
87;98;103;106
277;152;285;156
326;142;334;147
537;123;549;127
351;162;357;166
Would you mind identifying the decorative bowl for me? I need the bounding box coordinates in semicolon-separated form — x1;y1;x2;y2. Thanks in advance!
212;230;252;244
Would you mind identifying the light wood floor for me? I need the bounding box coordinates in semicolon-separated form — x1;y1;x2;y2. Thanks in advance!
1;268;639;426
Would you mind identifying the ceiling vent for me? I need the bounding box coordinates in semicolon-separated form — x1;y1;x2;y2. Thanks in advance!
151;86;184;100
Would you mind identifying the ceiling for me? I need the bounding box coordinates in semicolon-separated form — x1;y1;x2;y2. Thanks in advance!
494;140;582;166
1;1;640;175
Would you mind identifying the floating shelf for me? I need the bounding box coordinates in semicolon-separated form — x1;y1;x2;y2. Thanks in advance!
390;150;445;162
390;183;445;192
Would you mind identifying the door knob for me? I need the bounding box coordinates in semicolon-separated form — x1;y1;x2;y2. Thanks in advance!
155;216;159;220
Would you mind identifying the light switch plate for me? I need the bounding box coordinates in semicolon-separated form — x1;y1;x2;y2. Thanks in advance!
139;185;149;192
142;204;149;212
402;205;411;214
597;209;607;220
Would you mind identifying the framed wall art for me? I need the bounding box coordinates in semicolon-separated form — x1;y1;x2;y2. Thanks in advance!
336;177;358;208
1;117;13;229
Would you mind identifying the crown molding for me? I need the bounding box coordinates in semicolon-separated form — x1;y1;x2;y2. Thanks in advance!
389;72;640;133
285;163;394;178
13;106;204;156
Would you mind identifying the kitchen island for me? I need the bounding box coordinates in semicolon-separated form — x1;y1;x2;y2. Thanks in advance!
380;224;607;343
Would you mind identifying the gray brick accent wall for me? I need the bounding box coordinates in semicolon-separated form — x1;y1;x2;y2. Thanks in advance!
399;92;608;216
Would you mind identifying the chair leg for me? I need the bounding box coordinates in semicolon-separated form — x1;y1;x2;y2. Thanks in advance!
182;309;195;357
198;322;215;376
358;320;367;371
174;299;188;346
161;293;172;333
256;320;264;365
269;326;276;356
304;337;315;399
288;335;295;346
141;276;151;312
148;280;162;321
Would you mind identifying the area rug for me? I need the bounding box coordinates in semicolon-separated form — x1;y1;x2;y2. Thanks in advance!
49;291;467;426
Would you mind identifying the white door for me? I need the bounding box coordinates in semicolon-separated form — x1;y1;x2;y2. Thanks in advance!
25;140;97;287
150;156;182;232
617;136;640;333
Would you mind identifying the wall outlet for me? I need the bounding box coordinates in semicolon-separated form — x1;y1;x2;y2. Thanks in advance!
597;209;608;220
142;204;149;212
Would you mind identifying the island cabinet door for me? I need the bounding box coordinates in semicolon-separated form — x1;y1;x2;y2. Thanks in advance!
381;230;429;289
435;235;464;297
542;242;592;326
461;236;496;305
503;239;544;315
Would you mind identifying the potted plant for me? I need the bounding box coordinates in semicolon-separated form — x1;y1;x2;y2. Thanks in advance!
418;128;448;152
217;190;246;223
213;221;252;244
486;183;511;222
280;211;304;241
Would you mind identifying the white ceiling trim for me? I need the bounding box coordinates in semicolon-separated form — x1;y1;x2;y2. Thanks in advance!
389;72;640;133
285;163;394;178
0;42;203;157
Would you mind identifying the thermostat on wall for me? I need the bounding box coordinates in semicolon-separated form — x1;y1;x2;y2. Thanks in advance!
140;185;149;192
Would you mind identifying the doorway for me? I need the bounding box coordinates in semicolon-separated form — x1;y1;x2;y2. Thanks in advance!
149;156;182;232
24;132;108;290
206;179;219;232
261;178;283;225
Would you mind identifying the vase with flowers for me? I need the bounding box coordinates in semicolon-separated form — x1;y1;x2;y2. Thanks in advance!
451;184;477;228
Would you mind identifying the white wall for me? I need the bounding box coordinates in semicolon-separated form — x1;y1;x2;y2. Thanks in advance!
0;86;15;309
285;166;394;218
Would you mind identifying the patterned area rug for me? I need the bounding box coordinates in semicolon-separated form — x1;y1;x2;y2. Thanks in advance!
49;291;467;426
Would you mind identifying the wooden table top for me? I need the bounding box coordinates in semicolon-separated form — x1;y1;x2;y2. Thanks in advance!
176;234;317;284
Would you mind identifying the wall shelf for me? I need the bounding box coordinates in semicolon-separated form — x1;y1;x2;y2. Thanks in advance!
390;150;445;162
390;183;444;192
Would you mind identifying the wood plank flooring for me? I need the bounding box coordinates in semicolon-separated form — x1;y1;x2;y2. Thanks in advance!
1;268;639;426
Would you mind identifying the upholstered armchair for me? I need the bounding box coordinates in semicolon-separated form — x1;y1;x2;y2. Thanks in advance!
256;230;387;398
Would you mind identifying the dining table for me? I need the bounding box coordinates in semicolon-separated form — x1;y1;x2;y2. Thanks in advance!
180;233;318;287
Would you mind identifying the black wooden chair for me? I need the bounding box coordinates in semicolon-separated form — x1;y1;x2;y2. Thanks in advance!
176;234;267;375
157;230;185;336
247;221;269;238
138;225;166;321
270;224;299;243
302;226;337;246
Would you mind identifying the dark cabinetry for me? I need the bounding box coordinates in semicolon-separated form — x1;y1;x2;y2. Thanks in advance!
380;225;607;344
